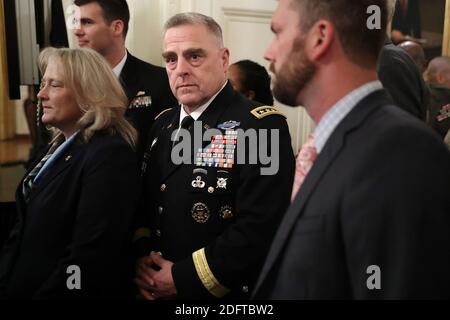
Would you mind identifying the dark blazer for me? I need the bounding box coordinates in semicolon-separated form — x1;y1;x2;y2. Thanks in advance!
120;53;178;159
253;89;450;299
378;39;429;121
0;132;139;299
135;82;295;299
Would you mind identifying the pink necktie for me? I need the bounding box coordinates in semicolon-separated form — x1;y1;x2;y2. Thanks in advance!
291;134;318;202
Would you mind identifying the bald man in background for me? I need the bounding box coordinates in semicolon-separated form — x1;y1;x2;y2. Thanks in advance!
398;40;427;74
424;57;450;139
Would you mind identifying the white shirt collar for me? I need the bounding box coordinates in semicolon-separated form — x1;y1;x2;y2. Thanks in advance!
314;80;383;152
112;51;128;77
33;131;80;183
179;81;228;124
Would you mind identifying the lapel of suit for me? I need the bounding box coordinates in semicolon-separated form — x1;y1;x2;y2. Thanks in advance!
254;90;392;294
22;144;52;179
26;138;84;203
119;52;139;101
158;108;182;181
14;143;52;220
160;83;233;182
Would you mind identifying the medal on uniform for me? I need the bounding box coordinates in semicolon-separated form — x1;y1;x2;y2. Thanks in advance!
129;94;152;109
142;96;152;107
216;177;228;189
191;176;206;189
195;122;239;168
218;121;241;130
191;203;210;223
219;205;234;220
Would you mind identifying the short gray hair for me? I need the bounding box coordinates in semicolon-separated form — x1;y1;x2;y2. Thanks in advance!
163;12;224;47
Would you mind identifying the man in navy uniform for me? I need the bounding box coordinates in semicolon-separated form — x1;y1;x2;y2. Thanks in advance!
74;0;177;158
133;13;294;300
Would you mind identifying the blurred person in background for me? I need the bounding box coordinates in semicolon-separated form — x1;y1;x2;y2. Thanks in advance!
424;56;450;139
378;0;429;121
398;40;427;74
228;60;274;105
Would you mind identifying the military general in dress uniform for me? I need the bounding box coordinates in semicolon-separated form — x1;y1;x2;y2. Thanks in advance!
133;13;295;300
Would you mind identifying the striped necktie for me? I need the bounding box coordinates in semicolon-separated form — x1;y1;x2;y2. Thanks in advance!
22;141;59;202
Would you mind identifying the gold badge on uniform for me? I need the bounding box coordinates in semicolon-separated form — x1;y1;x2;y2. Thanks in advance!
191;176;206;189
191;203;211;223
216;177;228;189
219;205;234;220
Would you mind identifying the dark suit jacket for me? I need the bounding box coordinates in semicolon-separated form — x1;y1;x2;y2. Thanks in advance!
120;53;177;159
0;132;139;299
135;82;295;299
253;89;450;299
378;39;429;121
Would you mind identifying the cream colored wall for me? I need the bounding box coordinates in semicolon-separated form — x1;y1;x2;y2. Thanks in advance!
126;0;165;66
63;0;77;48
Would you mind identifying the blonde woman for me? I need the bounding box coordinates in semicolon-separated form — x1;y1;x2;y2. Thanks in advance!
0;47;139;299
